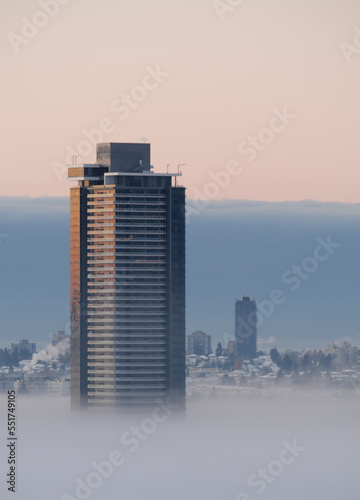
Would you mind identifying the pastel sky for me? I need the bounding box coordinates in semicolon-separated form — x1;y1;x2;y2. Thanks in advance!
1;0;360;201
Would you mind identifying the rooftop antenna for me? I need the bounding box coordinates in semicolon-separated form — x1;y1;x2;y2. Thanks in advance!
73;155;82;165
167;164;170;174
173;164;186;187
133;158;143;172
178;163;187;174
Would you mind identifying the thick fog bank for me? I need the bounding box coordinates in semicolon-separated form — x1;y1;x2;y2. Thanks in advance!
1;390;359;500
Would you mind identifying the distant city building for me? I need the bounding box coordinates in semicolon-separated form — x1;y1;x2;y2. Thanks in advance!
323;341;359;368
0;349;12;367
235;296;257;360
227;340;235;358
10;340;36;357
52;331;66;346
0;372;22;392
14;378;70;396
186;331;212;356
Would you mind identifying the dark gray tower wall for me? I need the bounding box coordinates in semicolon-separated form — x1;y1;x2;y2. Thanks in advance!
96;143;151;173
235;297;257;360
167;187;186;407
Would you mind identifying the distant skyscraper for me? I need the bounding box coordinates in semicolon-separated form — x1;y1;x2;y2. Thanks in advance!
10;340;36;357
52;330;66;346
235;296;257;360
226;340;235;358
186;331;212;356
68;143;186;410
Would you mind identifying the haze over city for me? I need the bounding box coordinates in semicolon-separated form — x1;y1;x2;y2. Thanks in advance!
1;196;360;350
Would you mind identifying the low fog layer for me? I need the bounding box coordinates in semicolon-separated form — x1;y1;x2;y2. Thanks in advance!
1;390;359;500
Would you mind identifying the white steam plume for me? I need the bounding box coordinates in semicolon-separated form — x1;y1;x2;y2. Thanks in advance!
23;337;70;373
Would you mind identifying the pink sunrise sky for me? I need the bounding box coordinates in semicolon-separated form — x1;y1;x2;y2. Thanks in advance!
1;0;360;202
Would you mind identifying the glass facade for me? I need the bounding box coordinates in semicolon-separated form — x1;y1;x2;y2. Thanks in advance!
69;144;185;410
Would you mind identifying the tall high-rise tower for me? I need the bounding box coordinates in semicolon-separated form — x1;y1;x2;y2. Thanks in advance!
234;296;257;360
68;143;185;410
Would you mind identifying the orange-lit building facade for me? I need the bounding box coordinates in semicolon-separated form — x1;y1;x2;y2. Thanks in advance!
69;143;185;410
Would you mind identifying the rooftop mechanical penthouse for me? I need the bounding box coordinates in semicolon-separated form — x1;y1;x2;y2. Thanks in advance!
68;143;186;410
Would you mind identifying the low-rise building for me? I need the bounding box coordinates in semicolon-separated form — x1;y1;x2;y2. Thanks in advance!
10;339;36;357
186;331;212;356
